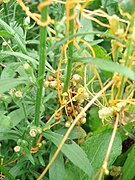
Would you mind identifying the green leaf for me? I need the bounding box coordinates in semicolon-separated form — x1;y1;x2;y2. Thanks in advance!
101;0;118;15
0;114;11;127
38;154;45;167
78;17;93;41
87;106;102;132
82;129;122;172
43;131;94;178
0;18;27;54
64;129;122;179
23;147;35;165
43;92;55;103
64;162;88;180
1;63;20;79
93;45;111;60
74;57;135;81
55;126;86;140
0;129;20;141
49;145;65;180
8;108;25;127
0;51;52;70
121;144;135;180
9;106;34;127
0;165;15;180
9;160;27;178
0;51;38;66
0;30;13;37
0;78;26;93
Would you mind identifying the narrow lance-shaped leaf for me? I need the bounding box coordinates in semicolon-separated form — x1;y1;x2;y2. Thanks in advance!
0;51;38;66
121;144;135;180
0;30;13;37
0;129;20;141
0;78;26;93
74;57;135;81
0;165;15;180
0;18;27;54
49;145;65;180
43;131;94;178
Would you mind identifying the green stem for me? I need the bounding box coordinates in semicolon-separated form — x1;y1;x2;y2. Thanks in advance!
118;17;135;99
63;8;74;92
34;4;48;126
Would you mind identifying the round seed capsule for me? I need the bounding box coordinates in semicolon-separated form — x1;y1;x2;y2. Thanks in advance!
83;91;89;99
47;75;55;81
44;81;50;88
80;117;86;124
72;74;82;82
65;121;71;127
49;81;57;89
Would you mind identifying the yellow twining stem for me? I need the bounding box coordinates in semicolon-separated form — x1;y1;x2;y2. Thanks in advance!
16;0;52;26
37;80;114;180
38;0;52;12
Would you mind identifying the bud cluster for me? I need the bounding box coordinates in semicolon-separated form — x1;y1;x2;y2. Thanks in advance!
9;88;23;98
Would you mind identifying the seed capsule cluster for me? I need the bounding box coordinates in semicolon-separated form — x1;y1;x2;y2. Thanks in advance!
44;74;89;127
44;75;57;89
98;101;127;121
44;75;64;89
64;98;87;127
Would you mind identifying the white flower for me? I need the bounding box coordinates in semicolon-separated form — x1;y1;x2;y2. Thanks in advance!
14;90;23;98
14;146;21;152
24;16;30;26
29;129;38;137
